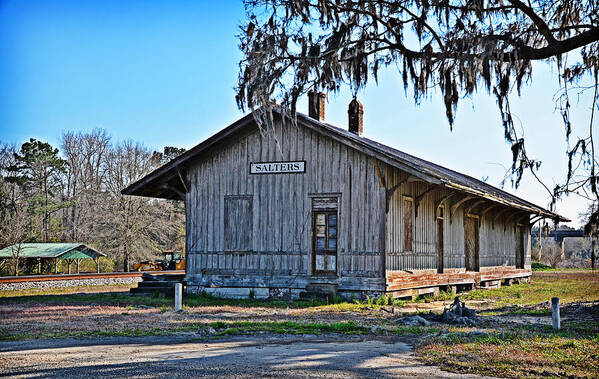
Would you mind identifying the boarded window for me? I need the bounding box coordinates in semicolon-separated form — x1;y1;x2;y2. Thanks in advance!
403;197;413;252
224;196;253;251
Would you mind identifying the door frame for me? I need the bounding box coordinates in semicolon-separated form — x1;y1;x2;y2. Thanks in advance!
516;225;525;269
437;205;444;273
464;214;480;272
310;196;340;276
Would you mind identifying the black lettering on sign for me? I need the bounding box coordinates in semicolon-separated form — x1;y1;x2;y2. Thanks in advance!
250;161;306;174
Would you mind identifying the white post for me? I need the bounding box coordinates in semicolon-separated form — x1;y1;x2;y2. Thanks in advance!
551;297;560;330
174;283;183;312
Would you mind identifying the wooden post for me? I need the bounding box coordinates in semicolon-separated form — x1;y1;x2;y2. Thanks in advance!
592;237;596;271
68;260;72;274
551;297;560;330
174;283;183;312
96;258;100;273
37;258;41;274
76;259;80;274
54;259;58;274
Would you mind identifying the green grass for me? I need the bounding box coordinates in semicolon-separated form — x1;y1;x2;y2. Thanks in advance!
0;287;412;313
209;320;368;336
531;262;554;271
0;290;328;309
0;320;371;341
460;272;599;307
418;320;599;378
479;308;551;316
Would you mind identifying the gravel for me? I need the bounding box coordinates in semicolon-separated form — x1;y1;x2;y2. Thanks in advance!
0;277;141;291
0;335;496;378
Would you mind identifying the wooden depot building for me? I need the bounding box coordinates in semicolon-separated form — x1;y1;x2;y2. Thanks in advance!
122;92;568;299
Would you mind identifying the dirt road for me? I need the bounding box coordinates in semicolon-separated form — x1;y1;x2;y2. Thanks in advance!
0;334;493;378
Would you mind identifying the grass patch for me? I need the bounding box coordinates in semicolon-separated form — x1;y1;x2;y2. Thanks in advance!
531;262;553;271
0;320;370;341
0;288;406;313
460;272;599;307
209;320;368;336
392;326;442;336
479;307;551;316
0;290;328;309
418;321;599;378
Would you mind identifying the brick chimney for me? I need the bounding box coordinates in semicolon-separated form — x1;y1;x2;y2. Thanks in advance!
308;91;326;121
348;98;363;136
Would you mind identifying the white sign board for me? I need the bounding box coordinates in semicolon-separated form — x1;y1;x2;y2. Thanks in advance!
250;161;306;174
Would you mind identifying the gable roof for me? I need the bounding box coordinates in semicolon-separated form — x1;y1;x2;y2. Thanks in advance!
122;111;567;221
0;243;106;259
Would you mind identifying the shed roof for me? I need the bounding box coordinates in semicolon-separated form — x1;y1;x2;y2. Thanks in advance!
122;110;568;221
0;243;106;259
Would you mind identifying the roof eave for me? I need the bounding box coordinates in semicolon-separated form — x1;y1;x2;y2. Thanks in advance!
444;182;569;221
121;113;257;199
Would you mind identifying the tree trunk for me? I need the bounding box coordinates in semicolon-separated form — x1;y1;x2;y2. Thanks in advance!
44;174;49;242
123;246;129;272
592;237;596;271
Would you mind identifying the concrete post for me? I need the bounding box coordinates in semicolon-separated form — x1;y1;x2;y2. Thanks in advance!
551;297;560;330
174;283;183;312
96;258;100;273
55;259;58;274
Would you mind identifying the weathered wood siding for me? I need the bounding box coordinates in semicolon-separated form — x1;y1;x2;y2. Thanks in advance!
383;164;531;276
185;119;386;291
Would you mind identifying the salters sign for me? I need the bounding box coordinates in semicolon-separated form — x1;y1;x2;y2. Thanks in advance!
250;161;306;174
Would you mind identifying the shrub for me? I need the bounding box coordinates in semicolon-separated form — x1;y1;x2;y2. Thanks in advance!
532;262;553;271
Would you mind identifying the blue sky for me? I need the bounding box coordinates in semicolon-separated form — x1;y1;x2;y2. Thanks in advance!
0;0;595;226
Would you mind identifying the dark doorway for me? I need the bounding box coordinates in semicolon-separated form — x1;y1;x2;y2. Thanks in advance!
464;215;479;271
437;206;444;273
516;226;525;269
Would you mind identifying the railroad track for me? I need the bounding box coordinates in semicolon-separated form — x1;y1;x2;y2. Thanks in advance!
0;270;185;284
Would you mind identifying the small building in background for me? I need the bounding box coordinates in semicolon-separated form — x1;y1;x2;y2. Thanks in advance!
123;94;567;299
0;243;106;275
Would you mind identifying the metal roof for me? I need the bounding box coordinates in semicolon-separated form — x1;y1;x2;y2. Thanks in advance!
0;243;106;259
122;110;568;221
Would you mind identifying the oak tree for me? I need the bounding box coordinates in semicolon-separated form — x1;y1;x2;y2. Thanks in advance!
236;0;599;208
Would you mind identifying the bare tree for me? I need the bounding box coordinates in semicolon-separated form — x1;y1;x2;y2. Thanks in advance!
545;244;565;268
100;141;183;271
1;134;185;272
0;206;31;276
61;130;110;242
237;0;599;208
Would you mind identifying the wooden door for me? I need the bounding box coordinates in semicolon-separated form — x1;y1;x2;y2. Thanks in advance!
516;226;525;269
464;216;479;271
436;206;444;273
312;211;338;275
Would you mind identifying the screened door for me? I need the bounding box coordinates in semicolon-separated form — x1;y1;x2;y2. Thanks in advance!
312;211;338;275
464;216;479;271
